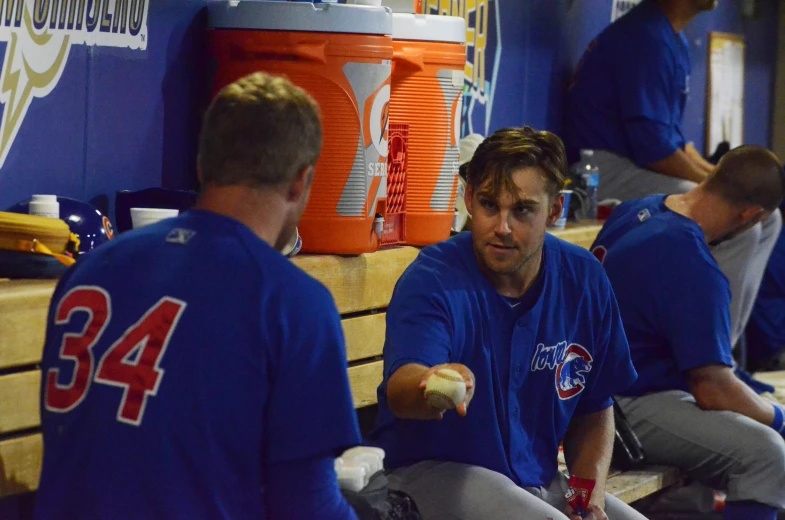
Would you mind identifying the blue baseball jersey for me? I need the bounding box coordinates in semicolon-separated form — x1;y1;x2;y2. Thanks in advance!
35;210;361;520
591;195;734;396
369;232;637;487
746;214;785;362
564;0;690;165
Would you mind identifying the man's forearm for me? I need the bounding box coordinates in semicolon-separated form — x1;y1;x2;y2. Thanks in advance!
563;406;615;508
647;149;709;183
387;363;442;420
690;367;776;426
685;142;715;176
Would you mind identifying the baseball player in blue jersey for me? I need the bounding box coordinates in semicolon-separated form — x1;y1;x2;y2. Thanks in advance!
35;73;362;519
592;146;785;520
565;0;782;362
369;127;643;520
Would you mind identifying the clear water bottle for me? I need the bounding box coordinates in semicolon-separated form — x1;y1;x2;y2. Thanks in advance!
578;149;599;220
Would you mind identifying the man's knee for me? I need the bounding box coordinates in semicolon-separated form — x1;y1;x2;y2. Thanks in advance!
730;426;785;505
744;427;785;481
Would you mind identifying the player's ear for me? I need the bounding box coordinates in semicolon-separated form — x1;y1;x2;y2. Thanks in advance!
739;205;765;226
546;191;563;227
287;166;314;204
464;184;474;215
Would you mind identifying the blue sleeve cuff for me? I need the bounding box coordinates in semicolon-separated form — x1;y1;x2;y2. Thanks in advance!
576;396;614;415
266;456;359;520
388;357;438;379
624;117;680;166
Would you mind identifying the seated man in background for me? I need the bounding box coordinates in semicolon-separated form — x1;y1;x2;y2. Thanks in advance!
35;72;362;520
591;146;785;520
564;0;717;194
370;127;643;520
564;0;781;363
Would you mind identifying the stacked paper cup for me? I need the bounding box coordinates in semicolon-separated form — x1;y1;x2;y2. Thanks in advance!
334;447;386;492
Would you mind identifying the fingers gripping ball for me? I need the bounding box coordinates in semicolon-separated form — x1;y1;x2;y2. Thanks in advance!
424;368;467;410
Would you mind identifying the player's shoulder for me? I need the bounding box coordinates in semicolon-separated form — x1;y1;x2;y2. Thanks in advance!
545;233;605;279
399;232;475;289
70;211;332;304
544;235;615;309
605;4;675;61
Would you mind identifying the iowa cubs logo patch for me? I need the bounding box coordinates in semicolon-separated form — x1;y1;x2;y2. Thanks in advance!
531;341;594;400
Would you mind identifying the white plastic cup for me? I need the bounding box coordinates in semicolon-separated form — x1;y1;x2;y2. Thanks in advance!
281;227;303;258
553;190;572;230
29;194;59;219
130;207;179;229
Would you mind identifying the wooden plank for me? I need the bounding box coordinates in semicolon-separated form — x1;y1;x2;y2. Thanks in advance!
606;466;681;504
753;370;785;388
348;360;384;408
0;372;41;434
343;313;386;362
0;433;42;498
549;222;602;251
293;247;420;315
753;370;785;405
0;279;56;369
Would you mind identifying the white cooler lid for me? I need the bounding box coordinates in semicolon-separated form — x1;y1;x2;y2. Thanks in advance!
392;13;465;43
209;1;392;35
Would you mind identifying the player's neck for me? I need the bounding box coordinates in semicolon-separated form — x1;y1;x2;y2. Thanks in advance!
665;190;732;244
195;185;286;249
655;0;700;32
480;244;543;299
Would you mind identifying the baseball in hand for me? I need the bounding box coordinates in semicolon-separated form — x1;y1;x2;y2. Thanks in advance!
424;368;467;410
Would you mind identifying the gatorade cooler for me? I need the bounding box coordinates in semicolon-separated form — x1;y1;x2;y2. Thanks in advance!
391;13;466;246
208;1;393;255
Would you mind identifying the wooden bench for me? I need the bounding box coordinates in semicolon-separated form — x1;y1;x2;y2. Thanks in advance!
0;223;681;506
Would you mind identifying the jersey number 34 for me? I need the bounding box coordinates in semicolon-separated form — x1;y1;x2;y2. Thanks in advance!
44;286;187;427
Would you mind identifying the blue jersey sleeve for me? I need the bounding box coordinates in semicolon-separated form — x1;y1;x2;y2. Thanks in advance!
659;251;734;372
617;35;681;165
384;265;453;377
265;283;362;464
265;456;359;520
576;271;638;415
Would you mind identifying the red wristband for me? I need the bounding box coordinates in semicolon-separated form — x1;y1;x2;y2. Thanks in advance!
565;476;596;515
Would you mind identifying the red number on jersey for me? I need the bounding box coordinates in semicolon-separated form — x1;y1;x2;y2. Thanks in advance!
95;298;186;426
44;288;187;426
45;287;111;413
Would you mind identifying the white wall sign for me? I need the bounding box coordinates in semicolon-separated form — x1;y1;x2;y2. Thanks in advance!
611;0;643;22
0;0;150;170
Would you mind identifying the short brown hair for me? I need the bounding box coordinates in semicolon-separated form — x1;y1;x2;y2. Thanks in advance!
198;72;322;187
705;145;785;212
465;127;567;199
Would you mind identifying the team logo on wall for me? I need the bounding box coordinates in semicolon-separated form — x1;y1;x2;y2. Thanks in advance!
531;341;594;400
0;0;149;169
424;0;501;136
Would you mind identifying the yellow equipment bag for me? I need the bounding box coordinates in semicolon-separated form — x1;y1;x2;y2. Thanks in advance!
0;211;79;267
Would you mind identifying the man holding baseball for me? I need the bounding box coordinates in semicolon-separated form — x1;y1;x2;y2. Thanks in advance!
370;127;642;520
35;73;362;519
592;146;785;520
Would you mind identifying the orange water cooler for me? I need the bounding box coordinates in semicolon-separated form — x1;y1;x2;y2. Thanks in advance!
391;13;466;246
208;1;393;255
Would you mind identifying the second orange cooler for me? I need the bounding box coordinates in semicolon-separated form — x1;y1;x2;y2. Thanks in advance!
391;13;466;246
